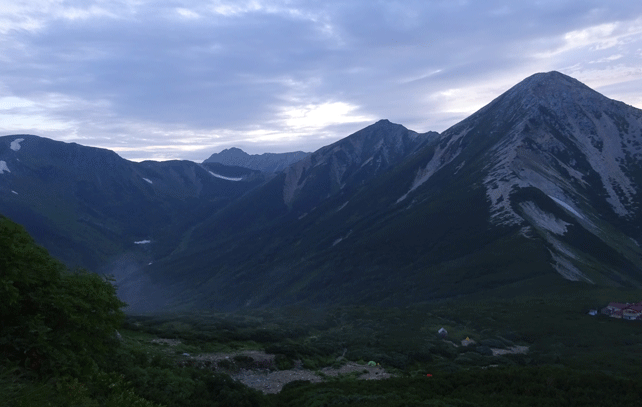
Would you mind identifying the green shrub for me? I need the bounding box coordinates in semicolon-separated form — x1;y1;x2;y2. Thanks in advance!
479;338;505;348
475;345;493;356
454;352;485;366
0;216;125;378
302;358;318;370
275;354;295;370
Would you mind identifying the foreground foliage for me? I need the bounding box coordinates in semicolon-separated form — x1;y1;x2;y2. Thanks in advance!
0;216;269;406
0;215;125;378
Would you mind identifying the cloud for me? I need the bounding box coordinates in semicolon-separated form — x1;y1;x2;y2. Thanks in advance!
1;1;642;161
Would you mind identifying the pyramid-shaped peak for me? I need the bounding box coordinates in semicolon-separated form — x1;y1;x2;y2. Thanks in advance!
529;70;575;81
370;119;400;128
519;71;591;90
505;71;600;102
474;71;611;119
361;119;414;134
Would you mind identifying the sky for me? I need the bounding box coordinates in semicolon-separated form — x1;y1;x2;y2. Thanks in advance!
1;1;642;162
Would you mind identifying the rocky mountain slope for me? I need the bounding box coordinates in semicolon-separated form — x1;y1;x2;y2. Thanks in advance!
393;71;642;285
139;72;642;311
2;71;642;313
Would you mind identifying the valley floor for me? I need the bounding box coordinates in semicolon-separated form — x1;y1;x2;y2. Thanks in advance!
152;343;395;393
231;360;393;393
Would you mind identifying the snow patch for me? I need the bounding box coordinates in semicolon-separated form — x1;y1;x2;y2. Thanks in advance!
10;138;24;151
360;156;374;167
333;231;352;246
453;160;466;175
0;161;10;174
336;201;349;212
134;240;151;244
208;171;242;181
142;178;153;184
548;195;585;219
520;201;569;235
11;190;18;195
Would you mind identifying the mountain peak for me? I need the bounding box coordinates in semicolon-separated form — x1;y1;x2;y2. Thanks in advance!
498;71;603;109
457;71;613;130
516;70;592;92
203;147;310;172
369;119;403;130
219;147;248;156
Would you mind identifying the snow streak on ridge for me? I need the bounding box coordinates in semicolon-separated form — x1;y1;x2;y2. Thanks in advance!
10;138;24;151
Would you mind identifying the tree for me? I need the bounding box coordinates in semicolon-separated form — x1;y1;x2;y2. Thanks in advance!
0;215;126;377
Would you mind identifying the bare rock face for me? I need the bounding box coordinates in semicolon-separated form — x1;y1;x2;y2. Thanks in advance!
395;71;642;284
282;119;437;209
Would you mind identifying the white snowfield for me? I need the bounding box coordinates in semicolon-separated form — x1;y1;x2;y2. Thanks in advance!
134;240;151;244
10;138;24;151
0;161;10;174
520;201;570;235
142;178;153;184
11;190;18;195
548;195;585;219
209;171;242;181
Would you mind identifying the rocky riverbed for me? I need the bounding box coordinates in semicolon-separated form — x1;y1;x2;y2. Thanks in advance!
231;361;393;394
179;349;394;394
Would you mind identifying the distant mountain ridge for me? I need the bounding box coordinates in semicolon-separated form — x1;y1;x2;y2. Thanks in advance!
142;71;642;311
0;134;266;272
203;147;311;173
2;71;642;313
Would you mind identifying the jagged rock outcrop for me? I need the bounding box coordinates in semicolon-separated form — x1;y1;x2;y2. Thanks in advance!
282;119;436;210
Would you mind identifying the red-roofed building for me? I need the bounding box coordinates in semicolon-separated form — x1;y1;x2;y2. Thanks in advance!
623;305;642;320
601;302;629;316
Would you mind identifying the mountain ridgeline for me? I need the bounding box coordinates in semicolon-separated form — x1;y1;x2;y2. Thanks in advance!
204;147;311;173
2;71;642;312
0;137;267;272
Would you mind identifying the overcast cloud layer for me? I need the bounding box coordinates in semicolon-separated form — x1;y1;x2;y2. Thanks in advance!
1;1;642;161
